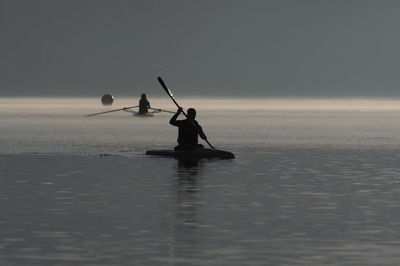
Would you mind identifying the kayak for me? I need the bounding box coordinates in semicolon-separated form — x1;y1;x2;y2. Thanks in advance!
134;112;154;117
146;148;235;159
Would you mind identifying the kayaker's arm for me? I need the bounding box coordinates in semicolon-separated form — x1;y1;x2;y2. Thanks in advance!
169;108;182;126
195;121;207;140
199;131;207;141
199;129;207;140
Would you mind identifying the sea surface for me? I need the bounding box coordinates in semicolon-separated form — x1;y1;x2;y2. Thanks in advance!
1;97;400;265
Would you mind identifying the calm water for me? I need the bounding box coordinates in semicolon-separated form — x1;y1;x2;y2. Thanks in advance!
1;98;400;265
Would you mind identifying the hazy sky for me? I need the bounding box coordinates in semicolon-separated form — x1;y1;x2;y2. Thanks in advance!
1;0;400;97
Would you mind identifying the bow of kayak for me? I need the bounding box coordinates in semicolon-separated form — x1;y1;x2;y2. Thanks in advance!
146;148;235;159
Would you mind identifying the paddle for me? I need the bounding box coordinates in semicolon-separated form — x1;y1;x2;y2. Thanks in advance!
157;76;215;149
148;107;175;114
122;108;137;114
86;106;139;116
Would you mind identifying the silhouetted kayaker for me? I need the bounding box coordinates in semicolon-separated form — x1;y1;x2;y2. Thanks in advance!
139;93;151;114
170;107;207;150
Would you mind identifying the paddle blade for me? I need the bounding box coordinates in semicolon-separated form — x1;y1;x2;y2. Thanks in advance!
157;77;173;97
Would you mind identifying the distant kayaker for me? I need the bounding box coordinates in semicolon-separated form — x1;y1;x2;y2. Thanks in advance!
139;93;151;114
170;107;207;150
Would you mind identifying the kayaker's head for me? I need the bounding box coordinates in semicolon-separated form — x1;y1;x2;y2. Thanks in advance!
141;93;147;99
187;108;196;120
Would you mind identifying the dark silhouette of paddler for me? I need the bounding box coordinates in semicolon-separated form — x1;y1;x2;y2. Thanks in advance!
138;93;151;114
170;107;207;150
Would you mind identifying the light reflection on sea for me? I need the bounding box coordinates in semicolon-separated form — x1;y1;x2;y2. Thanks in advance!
1;98;400;265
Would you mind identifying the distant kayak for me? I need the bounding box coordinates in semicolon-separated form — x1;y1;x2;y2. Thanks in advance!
134;112;154;117
146;148;235;159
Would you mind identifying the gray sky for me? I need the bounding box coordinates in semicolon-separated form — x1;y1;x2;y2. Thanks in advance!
1;0;400;97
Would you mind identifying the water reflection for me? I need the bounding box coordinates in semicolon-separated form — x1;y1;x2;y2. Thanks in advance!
172;159;204;261
177;159;201;175
176;158;203;222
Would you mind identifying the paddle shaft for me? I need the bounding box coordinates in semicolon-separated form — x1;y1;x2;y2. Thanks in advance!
157;77;215;149
87;106;138;116
148;107;175;114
